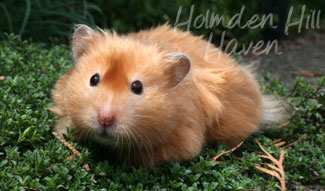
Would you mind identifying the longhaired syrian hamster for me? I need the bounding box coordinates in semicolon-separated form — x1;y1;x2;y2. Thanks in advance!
50;24;286;166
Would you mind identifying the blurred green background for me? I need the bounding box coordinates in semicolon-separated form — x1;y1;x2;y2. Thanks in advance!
0;0;324;47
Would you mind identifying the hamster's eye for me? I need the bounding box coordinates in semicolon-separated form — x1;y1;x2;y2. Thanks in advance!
90;73;100;86
131;80;143;95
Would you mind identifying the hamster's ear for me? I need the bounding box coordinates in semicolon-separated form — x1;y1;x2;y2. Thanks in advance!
165;52;191;88
72;24;97;60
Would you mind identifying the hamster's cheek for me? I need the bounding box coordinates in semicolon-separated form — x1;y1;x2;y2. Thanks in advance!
123;89;175;141
66;98;97;132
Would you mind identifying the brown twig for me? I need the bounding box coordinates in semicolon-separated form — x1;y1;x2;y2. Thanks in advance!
274;141;286;147
255;140;286;191
52;132;97;184
52;132;82;157
66;154;76;161
210;141;244;162
282;134;306;149
277;121;290;129
267;138;283;146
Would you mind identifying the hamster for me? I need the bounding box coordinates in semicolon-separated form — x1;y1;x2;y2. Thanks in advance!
50;24;286;166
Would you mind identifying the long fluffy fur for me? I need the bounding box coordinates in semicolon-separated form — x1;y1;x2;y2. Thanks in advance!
261;95;288;125
240;63;288;126
50;24;287;166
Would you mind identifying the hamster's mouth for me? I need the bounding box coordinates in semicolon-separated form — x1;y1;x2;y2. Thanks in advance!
95;125;118;139
99;131;113;138
92;124;121;145
93;129;118;145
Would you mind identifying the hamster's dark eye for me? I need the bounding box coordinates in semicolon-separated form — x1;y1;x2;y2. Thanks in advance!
131;80;143;95
90;73;100;86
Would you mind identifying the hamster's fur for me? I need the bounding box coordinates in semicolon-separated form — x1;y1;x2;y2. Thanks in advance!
50;24;287;166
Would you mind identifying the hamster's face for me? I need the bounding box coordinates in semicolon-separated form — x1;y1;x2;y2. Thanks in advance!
64;30;191;149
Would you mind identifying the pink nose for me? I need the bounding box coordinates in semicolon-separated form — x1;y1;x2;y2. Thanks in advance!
98;109;115;127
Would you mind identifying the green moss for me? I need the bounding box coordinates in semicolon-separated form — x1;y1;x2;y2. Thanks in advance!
0;35;324;190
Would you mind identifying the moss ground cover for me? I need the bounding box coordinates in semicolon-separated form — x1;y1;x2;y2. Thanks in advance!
0;35;324;190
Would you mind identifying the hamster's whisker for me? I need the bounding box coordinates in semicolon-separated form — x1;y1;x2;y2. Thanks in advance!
115;134;124;161
85;128;92;141
126;125;144;164
121;126;132;161
138;127;153;153
115;135;123;154
125;124;149;165
138;129;154;165
128;124;154;165
79;128;90;142
127;116;161;149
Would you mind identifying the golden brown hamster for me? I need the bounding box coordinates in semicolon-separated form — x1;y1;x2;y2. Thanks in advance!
50;24;286;166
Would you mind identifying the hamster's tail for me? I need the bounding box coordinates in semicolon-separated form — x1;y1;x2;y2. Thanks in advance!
240;63;289;126
261;95;289;126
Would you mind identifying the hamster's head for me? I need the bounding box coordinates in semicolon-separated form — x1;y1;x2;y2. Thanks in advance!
59;25;191;149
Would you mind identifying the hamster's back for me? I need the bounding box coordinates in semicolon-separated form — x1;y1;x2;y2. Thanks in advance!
127;25;232;66
128;25;264;146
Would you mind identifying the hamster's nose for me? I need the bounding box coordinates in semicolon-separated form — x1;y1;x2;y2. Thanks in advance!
98;109;115;127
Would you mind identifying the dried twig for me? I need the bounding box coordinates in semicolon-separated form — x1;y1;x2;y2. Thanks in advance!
274;141;286;147
268;133;306;149
267;138;283;146
66;154;76;161
255;140;286;191
52;132;81;157
277;121;290;129
210;141;244;162
282;134;306;149
52;132;97;184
